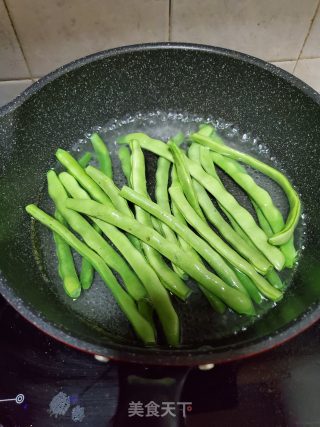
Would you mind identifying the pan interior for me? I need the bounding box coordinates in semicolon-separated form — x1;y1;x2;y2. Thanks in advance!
34;110;305;347
1;45;320;359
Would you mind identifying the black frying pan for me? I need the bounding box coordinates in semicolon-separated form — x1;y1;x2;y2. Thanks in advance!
0;43;320;426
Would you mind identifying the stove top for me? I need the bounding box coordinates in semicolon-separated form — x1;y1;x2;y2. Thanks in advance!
0;294;319;427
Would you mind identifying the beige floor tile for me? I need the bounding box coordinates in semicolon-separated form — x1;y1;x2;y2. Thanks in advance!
0;79;32;107
271;61;296;74
294;58;320;92
0;0;29;79
171;0;318;62
301;5;320;58
6;0;169;77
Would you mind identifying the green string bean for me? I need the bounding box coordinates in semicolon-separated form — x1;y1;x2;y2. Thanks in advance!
117;133;285;271
65;197;256;315
51;171;147;302
90;133;113;178
130;140;191;300
191;130;301;245
25;204;155;345
53;210;81;298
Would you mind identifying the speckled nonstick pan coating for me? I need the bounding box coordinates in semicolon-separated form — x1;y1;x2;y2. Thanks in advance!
0;43;319;366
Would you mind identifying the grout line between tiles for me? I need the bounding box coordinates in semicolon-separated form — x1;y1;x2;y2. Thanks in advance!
269;59;300;63
3;0;34;80
269;57;320;64
292;59;299;73
0;78;33;83
168;0;172;41
293;0;320;73
294;56;320;61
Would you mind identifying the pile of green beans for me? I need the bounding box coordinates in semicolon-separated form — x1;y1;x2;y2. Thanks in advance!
25;125;301;346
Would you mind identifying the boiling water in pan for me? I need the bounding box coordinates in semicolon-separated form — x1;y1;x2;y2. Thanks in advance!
34;111;305;347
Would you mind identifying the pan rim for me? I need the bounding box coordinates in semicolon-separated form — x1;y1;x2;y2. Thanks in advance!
0;42;319;365
1;42;320;117
0;279;319;365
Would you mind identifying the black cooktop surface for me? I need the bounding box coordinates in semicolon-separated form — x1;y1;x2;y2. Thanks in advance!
0;294;319;427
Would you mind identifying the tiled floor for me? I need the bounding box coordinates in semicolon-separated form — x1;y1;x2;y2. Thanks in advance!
1;0;320;107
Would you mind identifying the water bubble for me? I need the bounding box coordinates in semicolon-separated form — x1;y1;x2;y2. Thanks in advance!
232;126;239;134
220;122;227;130
226;132;234;138
215;119;225;129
